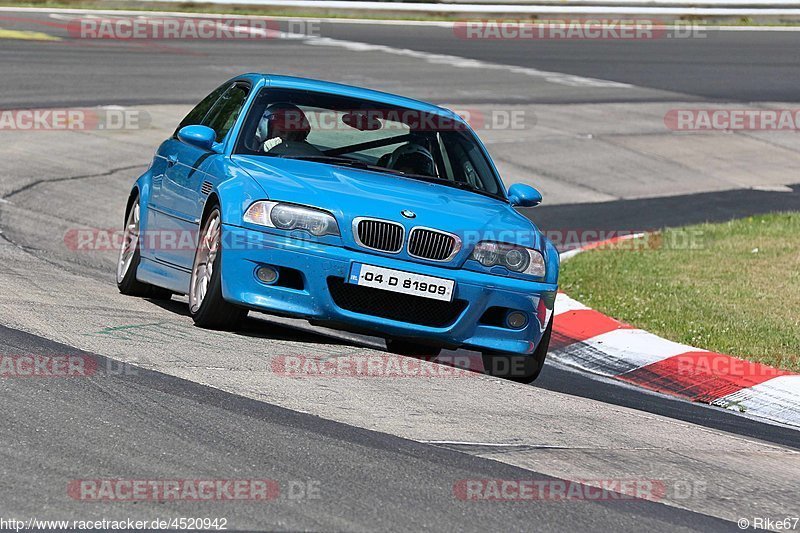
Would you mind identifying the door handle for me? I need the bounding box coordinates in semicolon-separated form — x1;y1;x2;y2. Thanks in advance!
166;155;178;168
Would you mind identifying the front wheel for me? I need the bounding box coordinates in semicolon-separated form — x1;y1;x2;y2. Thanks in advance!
482;318;552;384
189;207;247;330
116;194;172;300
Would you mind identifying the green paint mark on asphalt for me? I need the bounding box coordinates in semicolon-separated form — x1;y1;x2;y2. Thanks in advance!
84;321;230;347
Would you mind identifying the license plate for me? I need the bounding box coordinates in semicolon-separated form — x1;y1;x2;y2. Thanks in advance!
348;263;455;302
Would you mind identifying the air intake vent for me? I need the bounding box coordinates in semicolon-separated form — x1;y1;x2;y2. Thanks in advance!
355;218;404;253
201;181;213;196
328;277;467;327
408;228;459;261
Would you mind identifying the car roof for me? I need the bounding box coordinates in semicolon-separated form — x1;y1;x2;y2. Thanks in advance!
235;73;464;122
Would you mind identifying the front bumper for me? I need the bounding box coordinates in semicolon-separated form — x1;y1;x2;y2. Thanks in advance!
220;225;558;355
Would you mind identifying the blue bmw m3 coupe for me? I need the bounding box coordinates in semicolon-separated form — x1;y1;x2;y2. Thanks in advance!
116;74;559;382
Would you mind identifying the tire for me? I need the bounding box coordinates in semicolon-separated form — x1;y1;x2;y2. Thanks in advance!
189;207;247;330
386;338;442;357
116;194;173;300
482;318;553;384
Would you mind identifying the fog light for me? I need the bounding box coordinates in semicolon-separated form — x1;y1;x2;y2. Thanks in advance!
256;266;279;284
505;311;528;330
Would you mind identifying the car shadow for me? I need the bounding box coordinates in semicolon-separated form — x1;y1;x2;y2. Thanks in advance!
145;296;489;375
145;296;371;348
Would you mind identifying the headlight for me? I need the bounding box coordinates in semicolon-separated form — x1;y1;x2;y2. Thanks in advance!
244;201;340;237
469;241;546;277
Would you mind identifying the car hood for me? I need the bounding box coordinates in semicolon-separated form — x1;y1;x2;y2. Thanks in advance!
232;155;543;250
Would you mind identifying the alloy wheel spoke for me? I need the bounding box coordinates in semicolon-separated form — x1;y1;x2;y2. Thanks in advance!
117;201;141;282
191;212;220;311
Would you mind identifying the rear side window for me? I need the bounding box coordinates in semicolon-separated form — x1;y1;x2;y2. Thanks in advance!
204;84;250;142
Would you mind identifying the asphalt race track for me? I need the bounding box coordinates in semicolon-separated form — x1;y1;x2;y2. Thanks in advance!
0;9;799;531
5;15;800;106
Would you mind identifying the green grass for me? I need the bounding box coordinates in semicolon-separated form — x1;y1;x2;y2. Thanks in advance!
560;213;800;371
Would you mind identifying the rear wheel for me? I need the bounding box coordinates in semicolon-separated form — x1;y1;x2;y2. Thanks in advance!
116;195;172;300
189;207;247;330
482;318;552;384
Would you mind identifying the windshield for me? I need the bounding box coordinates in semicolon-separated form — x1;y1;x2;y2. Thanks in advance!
235;88;504;199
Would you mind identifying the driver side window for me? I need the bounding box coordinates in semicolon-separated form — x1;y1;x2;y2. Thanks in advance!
174;82;250;144
204;84;250;142
174;83;230;137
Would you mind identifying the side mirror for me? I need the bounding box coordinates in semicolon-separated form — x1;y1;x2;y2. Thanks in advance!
177;125;217;151
508;183;542;207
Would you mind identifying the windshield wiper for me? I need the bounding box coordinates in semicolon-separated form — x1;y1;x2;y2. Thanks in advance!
279;154;361;165
279;155;502;200
400;174;498;197
279;154;412;176
283;155;441;182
